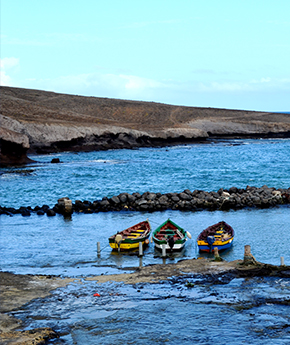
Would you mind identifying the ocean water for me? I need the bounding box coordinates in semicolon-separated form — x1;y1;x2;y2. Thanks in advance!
1;138;290;344
1;139;290;209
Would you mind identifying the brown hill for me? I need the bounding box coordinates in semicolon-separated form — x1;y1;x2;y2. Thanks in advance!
1;86;290;165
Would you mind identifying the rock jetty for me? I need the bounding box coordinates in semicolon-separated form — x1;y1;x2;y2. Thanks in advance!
1;186;289;217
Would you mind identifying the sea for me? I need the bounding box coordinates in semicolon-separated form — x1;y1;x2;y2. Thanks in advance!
1;138;290;344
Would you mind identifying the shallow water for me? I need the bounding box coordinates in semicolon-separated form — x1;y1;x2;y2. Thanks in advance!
1;207;290;277
12;275;290;344
1;139;290;344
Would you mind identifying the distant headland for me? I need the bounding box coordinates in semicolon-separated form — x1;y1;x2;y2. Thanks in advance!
1;86;290;165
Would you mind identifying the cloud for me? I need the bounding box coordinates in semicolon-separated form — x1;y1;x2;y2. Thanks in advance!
20;73;166;101
0;57;20;86
198;77;290;93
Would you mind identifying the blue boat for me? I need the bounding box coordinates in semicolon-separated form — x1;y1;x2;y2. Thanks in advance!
197;221;234;252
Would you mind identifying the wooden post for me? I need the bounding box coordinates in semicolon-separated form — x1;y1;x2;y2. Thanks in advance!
214;247;219;257
243;245;257;265
97;242;101;256
213;247;223;261
280;256;285;266
139;242;143;257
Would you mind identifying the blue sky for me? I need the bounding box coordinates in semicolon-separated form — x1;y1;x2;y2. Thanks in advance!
1;0;290;111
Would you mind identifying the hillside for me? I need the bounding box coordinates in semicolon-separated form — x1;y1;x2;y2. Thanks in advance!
1;86;290;164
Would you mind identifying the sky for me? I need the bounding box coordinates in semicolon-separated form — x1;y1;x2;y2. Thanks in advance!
1;0;290;112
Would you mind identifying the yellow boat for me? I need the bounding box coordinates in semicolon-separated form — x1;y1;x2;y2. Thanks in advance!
108;220;151;251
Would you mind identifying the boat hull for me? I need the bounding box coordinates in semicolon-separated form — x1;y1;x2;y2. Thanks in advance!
197;238;234;252
108;220;151;251
152;219;187;251
197;221;235;253
109;236;150;250
154;241;186;251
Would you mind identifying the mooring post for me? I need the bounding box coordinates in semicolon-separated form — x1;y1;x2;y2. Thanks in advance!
214;247;219;258
97;242;101;256
139;242;143;257
280;256;285;266
139;256;143;268
243;245;257;265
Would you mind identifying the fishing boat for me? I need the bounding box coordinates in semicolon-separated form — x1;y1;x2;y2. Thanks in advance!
108;220;151;251
197;221;234;252
152;219;190;251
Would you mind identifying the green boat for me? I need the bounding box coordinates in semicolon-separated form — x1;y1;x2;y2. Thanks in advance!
152;219;190;251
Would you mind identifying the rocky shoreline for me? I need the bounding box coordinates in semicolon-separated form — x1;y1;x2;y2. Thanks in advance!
1;86;290;166
1;258;290;344
1;185;289;217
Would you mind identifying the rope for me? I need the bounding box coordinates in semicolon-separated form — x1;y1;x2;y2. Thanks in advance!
98;243;110;252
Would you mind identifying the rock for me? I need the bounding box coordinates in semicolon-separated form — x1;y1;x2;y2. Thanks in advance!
221;191;230;198
110;196;120;204
0;121;34;166
135;199;148;206
171;195;180;202
229;186;238;194
158;195;169;205
51;158;60;163
46;209;56;216
127;194;136;203
21;209;31;217
37;210;45;215
99;199;110;207
57;197;73;215
146;193;156;201
118;193;128;203
179;192;191;201
0;327;59;345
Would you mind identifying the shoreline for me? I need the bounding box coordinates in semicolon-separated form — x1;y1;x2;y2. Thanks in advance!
2;86;290;166
1;258;290;343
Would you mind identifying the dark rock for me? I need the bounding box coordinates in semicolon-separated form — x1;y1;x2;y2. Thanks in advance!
229;186;238;194
171;195;180;202
183;189;192;195
46;209;56;216
135;198;148;206
51;158;60;163
21;209;31;217
37;210;45;215
41;205;50;211
6;207;18;214
146;193;156;201
133;192;142;199
127;194;136;203
118;193;128;203
139;204;149;210
0;124;35;166
110;196;120;204
158;195;169;205
179;192;191;201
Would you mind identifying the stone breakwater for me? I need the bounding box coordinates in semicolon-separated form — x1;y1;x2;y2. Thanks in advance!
1;185;290;217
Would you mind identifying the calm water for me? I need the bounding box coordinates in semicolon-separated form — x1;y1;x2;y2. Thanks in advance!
1;139;290;344
1;139;290;209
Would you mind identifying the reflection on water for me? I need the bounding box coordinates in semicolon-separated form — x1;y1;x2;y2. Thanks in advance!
1;207;289;277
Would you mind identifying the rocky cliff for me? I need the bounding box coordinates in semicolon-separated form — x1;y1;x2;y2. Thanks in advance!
1;86;290;165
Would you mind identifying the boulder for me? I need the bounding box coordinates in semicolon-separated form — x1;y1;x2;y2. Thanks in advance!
0;125;34;165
